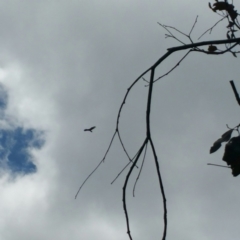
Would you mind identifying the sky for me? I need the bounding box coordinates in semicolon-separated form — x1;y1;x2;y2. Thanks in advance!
0;1;240;240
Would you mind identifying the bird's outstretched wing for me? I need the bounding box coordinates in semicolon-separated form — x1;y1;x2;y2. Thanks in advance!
84;126;96;132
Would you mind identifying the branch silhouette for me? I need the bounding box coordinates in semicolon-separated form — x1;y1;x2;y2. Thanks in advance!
77;2;240;239
230;80;240;105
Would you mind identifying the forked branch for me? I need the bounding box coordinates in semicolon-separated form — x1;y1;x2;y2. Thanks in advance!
76;2;240;239
76;37;240;240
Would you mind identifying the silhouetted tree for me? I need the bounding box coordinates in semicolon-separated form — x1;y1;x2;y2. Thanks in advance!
77;1;240;239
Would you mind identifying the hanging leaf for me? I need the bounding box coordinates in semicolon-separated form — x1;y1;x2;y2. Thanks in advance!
231;159;240;177
210;129;234;153
232;52;237;58
222;136;240;164
227;21;234;28
208;45;218;52
221;129;234;142
222;136;240;176
210;139;222;153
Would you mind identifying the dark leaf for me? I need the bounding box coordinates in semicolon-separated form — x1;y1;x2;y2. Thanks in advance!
221;129;234;142
208;45;218;52
227;32;231;39
230;158;240;177
222;136;240;164
227;21;234;28
229;10;238;21
232;52;237;58
210;139;222;154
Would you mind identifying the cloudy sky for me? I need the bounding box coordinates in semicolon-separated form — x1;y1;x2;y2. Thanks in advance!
0;1;240;240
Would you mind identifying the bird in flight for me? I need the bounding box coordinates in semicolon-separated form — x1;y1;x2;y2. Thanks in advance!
84;126;96;132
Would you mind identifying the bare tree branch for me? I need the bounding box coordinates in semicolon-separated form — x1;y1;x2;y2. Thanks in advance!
189;16;198;37
111;148;142;185
153;50;192;83
75;131;117;199
133;141;148;197
123;139;148;240
198;16;227;40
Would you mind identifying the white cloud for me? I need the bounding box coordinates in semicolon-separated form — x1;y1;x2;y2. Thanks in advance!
0;1;238;240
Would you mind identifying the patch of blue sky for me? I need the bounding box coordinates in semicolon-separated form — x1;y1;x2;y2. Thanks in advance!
0;84;45;175
6;128;45;173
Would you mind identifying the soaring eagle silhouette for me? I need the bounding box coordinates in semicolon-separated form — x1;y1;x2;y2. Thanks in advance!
84;126;96;132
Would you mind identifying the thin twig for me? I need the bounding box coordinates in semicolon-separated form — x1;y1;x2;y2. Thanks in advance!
207;163;230;168
159;16;198;45
198;16;227;40
123;139;148;240
163;25;189;38
158;22;186;45
111;148;142;185
189;16;198;37
142;77;149;84
117;130;139;168
75;131;117;199
153;50;192;83
133;143;148;197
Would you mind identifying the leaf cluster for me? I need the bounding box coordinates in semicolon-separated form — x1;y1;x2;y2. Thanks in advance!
199;1;240;57
209;0;238;22
210;125;240;176
210;128;234;153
